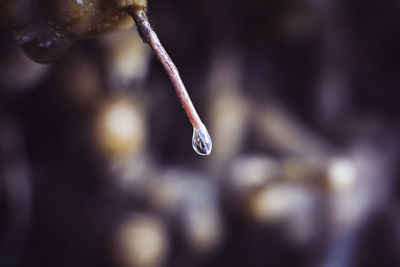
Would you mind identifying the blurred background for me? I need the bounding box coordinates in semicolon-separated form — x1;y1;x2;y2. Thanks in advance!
1;0;400;266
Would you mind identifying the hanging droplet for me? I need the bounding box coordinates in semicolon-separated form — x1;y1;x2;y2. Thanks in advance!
18;35;73;63
192;124;212;156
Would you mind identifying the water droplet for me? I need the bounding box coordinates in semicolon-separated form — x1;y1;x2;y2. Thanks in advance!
14;29;73;63
192;124;212;156
20;37;73;63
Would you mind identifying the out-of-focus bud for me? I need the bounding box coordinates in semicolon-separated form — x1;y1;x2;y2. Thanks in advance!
100;28;151;86
229;155;279;192
147;169;222;253
183;208;222;253
327;157;358;192
209;90;248;166
247;184;319;245
248;185;290;222
208;47;248;167
113;214;168;267
327;154;367;229
181;177;222;253
95;96;146;157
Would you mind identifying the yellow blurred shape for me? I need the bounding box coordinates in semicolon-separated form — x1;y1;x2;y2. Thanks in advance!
249;186;288;222
97;98;145;156
230;155;278;191
114;215;168;267
210;91;248;165
185;209;222;253
248;184;318;244
101;28;150;85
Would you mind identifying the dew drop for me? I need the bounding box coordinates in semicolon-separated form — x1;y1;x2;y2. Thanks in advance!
192;124;212;156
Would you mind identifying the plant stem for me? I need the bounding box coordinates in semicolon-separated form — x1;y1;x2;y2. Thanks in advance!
129;8;203;130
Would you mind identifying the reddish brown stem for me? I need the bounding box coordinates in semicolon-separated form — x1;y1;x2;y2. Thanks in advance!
129;9;203;130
